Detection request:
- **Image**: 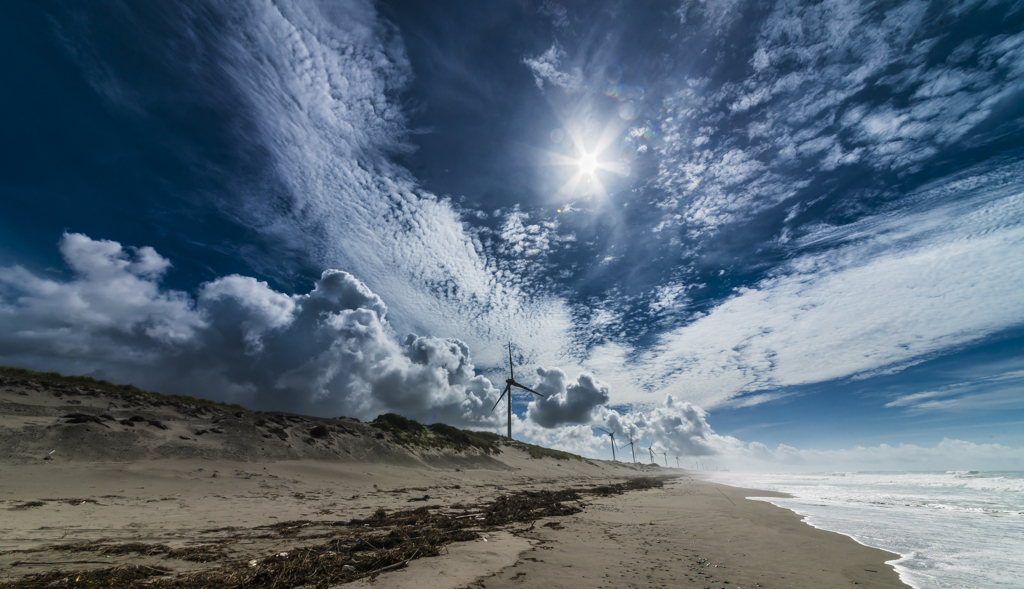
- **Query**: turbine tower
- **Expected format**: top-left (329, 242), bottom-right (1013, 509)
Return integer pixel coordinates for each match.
top-left (662, 451), bottom-right (668, 467)
top-left (620, 432), bottom-right (637, 463)
top-left (491, 342), bottom-right (545, 439)
top-left (595, 427), bottom-right (617, 461)
top-left (645, 444), bottom-right (655, 464)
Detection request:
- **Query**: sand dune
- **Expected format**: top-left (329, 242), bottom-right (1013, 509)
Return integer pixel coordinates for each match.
top-left (0, 368), bottom-right (907, 588)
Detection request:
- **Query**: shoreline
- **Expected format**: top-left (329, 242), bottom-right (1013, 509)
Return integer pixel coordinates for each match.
top-left (0, 459), bottom-right (908, 588)
top-left (735, 492), bottom-right (915, 589)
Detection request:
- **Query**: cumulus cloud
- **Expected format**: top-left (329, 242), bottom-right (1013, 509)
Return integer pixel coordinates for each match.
top-left (595, 395), bottom-right (739, 460)
top-left (0, 234), bottom-right (205, 359)
top-left (525, 395), bottom-right (1024, 471)
top-left (518, 417), bottom-right (607, 456)
top-left (55, 0), bottom-right (576, 376)
top-left (526, 367), bottom-right (610, 428)
top-left (643, 395), bottom-right (740, 457)
top-left (0, 234), bottom-right (500, 426)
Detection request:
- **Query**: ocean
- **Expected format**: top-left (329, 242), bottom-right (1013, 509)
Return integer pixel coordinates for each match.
top-left (704, 471), bottom-right (1024, 589)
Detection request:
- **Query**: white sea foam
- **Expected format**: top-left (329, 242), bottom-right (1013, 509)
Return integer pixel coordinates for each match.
top-left (704, 471), bottom-right (1024, 589)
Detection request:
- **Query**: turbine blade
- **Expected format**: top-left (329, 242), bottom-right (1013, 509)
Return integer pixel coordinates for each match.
top-left (491, 385), bottom-right (510, 412)
top-left (511, 382), bottom-right (544, 397)
top-left (508, 342), bottom-right (513, 381)
top-left (595, 427), bottom-right (610, 435)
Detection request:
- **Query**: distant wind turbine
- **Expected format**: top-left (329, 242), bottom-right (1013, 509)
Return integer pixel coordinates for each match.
top-left (662, 451), bottom-right (667, 467)
top-left (644, 444), bottom-right (655, 464)
top-left (675, 456), bottom-right (680, 468)
top-left (619, 433), bottom-right (637, 463)
top-left (491, 343), bottom-right (545, 439)
top-left (595, 427), bottom-right (617, 462)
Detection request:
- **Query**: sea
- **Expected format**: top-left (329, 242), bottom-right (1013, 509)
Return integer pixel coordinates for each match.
top-left (703, 470), bottom-right (1024, 589)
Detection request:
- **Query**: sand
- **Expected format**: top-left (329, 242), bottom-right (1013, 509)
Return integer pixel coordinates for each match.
top-left (0, 371), bottom-right (908, 588)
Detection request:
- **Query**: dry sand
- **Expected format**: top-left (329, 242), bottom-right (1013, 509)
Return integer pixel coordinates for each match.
top-left (0, 371), bottom-right (908, 588)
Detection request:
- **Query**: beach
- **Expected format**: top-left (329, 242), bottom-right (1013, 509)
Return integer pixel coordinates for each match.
top-left (0, 371), bottom-right (907, 588)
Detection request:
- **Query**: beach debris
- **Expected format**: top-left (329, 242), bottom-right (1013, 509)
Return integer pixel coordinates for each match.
top-left (44, 578), bottom-right (67, 587)
top-left (61, 413), bottom-right (109, 427)
top-left (6, 477), bottom-right (669, 588)
top-left (14, 501), bottom-right (46, 509)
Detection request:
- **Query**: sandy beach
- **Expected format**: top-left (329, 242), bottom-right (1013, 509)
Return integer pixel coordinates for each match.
top-left (1, 370), bottom-right (908, 588)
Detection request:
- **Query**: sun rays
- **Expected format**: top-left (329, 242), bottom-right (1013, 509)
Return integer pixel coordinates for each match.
top-left (543, 121), bottom-right (632, 202)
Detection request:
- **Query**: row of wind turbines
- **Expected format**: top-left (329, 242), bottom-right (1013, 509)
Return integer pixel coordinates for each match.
top-left (492, 343), bottom-right (720, 470)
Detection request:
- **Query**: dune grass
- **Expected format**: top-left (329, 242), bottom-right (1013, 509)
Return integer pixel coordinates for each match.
top-left (0, 366), bottom-right (248, 413)
top-left (2, 366), bottom-right (587, 461)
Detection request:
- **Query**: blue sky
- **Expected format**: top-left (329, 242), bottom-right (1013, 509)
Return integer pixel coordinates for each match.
top-left (2, 0), bottom-right (1023, 470)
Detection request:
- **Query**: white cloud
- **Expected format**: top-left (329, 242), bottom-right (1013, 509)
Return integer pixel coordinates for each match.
top-left (720, 438), bottom-right (1024, 472)
top-left (655, 0), bottom-right (1024, 231)
top-left (522, 44), bottom-right (584, 93)
top-left (130, 0), bottom-right (583, 378)
top-left (526, 367), bottom-right (610, 428)
top-left (0, 233), bottom-right (205, 354)
top-left (609, 165), bottom-right (1024, 408)
top-left (518, 396), bottom-right (1024, 471)
top-left (883, 365), bottom-right (1024, 414)
top-left (0, 234), bottom-right (501, 427)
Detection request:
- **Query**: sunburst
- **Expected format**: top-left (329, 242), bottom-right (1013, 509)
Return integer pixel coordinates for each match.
top-left (543, 122), bottom-right (630, 200)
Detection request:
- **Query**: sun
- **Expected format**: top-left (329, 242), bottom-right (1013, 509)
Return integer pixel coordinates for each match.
top-left (577, 153), bottom-right (598, 175)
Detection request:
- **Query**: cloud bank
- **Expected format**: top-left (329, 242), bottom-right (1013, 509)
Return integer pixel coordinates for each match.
top-left (0, 233), bottom-right (498, 426)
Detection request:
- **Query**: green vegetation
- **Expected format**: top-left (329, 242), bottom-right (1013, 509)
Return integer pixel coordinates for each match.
top-left (0, 366), bottom-right (249, 413)
top-left (511, 441), bottom-right (584, 462)
top-left (367, 414), bottom-right (584, 461)
top-left (426, 422), bottom-right (502, 454)
top-left (370, 413), bottom-right (501, 454)
top-left (1, 366), bottom-right (587, 462)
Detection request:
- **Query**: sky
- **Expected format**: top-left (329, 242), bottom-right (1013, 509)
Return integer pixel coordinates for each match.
top-left (1, 0), bottom-right (1023, 471)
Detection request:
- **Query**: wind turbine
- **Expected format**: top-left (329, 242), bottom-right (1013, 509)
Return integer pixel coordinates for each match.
top-left (491, 343), bottom-right (545, 439)
top-left (662, 452), bottom-right (668, 467)
top-left (619, 433), bottom-right (637, 463)
top-left (644, 444), bottom-right (655, 464)
top-left (675, 456), bottom-right (680, 468)
top-left (595, 427), bottom-right (617, 461)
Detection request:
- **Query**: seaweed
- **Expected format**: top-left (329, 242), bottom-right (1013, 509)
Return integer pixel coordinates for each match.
top-left (0, 565), bottom-right (171, 589)
top-left (2, 478), bottom-right (669, 588)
